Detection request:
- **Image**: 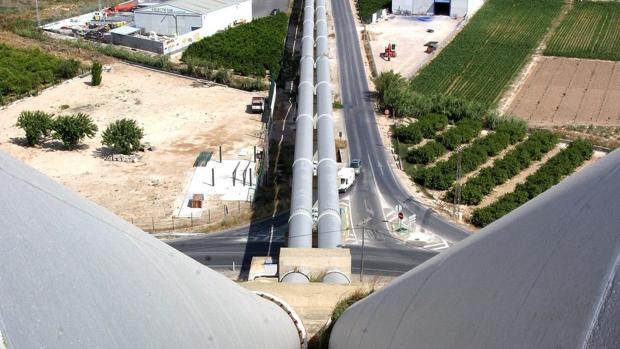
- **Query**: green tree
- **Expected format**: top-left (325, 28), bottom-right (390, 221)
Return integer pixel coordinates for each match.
top-left (52, 113), bottom-right (98, 149)
top-left (102, 119), bottom-right (144, 155)
top-left (15, 110), bottom-right (54, 146)
top-left (91, 61), bottom-right (102, 86)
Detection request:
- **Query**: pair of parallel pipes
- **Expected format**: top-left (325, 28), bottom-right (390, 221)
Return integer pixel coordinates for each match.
top-left (289, 0), bottom-right (341, 248)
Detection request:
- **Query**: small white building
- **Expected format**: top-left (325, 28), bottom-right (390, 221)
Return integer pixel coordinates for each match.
top-left (392, 0), bottom-right (469, 17)
top-left (134, 0), bottom-right (252, 37)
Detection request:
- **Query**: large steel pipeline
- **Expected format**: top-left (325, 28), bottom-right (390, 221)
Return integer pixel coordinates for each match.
top-left (288, 0), bottom-right (315, 248)
top-left (315, 0), bottom-right (341, 248)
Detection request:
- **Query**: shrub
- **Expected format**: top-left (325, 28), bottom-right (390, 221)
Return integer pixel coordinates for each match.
top-left (357, 0), bottom-right (391, 22)
top-left (52, 113), bottom-right (98, 149)
top-left (91, 61), bottom-right (102, 86)
top-left (407, 141), bottom-right (447, 164)
top-left (15, 110), bottom-right (54, 146)
top-left (445, 131), bottom-right (559, 205)
top-left (471, 140), bottom-right (593, 227)
top-left (415, 124), bottom-right (526, 190)
top-left (102, 118), bottom-right (144, 155)
top-left (435, 118), bottom-right (484, 150)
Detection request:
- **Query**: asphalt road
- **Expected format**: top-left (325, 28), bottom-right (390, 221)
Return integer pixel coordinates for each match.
top-left (331, 0), bottom-right (470, 243)
top-left (168, 213), bottom-right (437, 278)
top-left (169, 0), bottom-right (469, 278)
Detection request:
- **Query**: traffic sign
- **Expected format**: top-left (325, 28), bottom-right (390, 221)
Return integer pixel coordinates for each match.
top-left (398, 212), bottom-right (404, 220)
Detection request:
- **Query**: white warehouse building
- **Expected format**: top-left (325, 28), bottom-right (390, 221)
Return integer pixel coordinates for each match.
top-left (392, 0), bottom-right (468, 17)
top-left (134, 0), bottom-right (252, 37)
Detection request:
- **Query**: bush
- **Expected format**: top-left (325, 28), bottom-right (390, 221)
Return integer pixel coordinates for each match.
top-left (314, 288), bottom-right (374, 349)
top-left (435, 118), bottom-right (484, 150)
top-left (415, 124), bottom-right (526, 190)
top-left (52, 113), bottom-right (98, 149)
top-left (182, 13), bottom-right (288, 78)
top-left (446, 131), bottom-right (559, 205)
top-left (357, 0), bottom-right (391, 22)
top-left (471, 140), bottom-right (593, 227)
top-left (91, 61), bottom-right (102, 86)
top-left (393, 113), bottom-right (448, 145)
top-left (102, 119), bottom-right (144, 155)
top-left (15, 110), bottom-right (54, 146)
top-left (407, 141), bottom-right (447, 164)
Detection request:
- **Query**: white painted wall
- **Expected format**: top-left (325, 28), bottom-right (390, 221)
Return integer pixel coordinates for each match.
top-left (391, 0), bottom-right (471, 17)
top-left (135, 12), bottom-right (202, 35)
top-left (450, 0), bottom-right (469, 17)
top-left (162, 0), bottom-right (253, 54)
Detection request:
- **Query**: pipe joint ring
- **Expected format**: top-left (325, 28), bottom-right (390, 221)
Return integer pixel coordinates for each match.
top-left (292, 158), bottom-right (313, 168)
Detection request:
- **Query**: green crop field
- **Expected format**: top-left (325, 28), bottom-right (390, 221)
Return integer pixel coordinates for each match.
top-left (0, 43), bottom-right (80, 105)
top-left (182, 13), bottom-right (288, 78)
top-left (544, 1), bottom-right (620, 61)
top-left (410, 0), bottom-right (563, 106)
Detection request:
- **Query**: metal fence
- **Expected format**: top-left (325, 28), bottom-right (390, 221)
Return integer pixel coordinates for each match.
top-left (129, 201), bottom-right (254, 233)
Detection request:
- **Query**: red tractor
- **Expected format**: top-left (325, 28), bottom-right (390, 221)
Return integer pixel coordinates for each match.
top-left (382, 43), bottom-right (397, 61)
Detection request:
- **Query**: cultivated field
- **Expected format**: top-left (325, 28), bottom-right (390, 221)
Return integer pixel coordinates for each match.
top-left (544, 1), bottom-right (620, 61)
top-left (409, 0), bottom-right (563, 106)
top-left (0, 63), bottom-right (265, 223)
top-left (507, 57), bottom-right (620, 126)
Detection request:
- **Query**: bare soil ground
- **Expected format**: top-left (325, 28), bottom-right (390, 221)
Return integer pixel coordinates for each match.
top-left (0, 63), bottom-right (264, 222)
top-left (367, 15), bottom-right (463, 78)
top-left (507, 57), bottom-right (620, 126)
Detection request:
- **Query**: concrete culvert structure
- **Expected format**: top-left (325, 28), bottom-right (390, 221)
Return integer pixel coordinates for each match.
top-left (330, 149), bottom-right (620, 349)
top-left (0, 150), bottom-right (302, 349)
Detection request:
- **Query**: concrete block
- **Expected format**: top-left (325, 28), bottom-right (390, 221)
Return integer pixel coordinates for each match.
top-left (278, 248), bottom-right (351, 283)
top-left (248, 256), bottom-right (278, 280)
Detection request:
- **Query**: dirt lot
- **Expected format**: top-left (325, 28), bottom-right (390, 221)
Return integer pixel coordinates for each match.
top-left (0, 63), bottom-right (264, 222)
top-left (507, 57), bottom-right (620, 126)
top-left (367, 15), bottom-right (463, 77)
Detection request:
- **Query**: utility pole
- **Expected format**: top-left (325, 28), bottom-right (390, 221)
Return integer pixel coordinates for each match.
top-left (453, 146), bottom-right (463, 219)
top-left (360, 226), bottom-right (365, 282)
top-left (35, 0), bottom-right (41, 28)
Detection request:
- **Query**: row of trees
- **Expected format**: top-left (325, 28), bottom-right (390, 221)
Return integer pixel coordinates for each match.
top-left (413, 121), bottom-right (527, 190)
top-left (16, 111), bottom-right (144, 154)
top-left (182, 13), bottom-right (288, 78)
top-left (374, 71), bottom-right (488, 120)
top-left (471, 140), bottom-right (593, 227)
top-left (406, 118), bottom-right (484, 165)
top-left (0, 43), bottom-right (80, 104)
top-left (444, 130), bottom-right (559, 205)
top-left (393, 113), bottom-right (448, 144)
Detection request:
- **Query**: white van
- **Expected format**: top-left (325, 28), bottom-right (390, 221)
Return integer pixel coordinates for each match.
top-left (338, 167), bottom-right (356, 193)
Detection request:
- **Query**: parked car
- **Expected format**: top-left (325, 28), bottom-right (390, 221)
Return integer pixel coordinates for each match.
top-left (350, 159), bottom-right (361, 175)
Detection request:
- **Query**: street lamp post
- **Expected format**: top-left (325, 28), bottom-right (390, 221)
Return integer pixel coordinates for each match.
top-left (360, 226), bottom-right (365, 282)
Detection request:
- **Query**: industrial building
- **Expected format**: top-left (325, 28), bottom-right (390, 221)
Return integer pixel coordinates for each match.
top-left (392, 0), bottom-right (469, 17)
top-left (43, 0), bottom-right (253, 55)
top-left (134, 0), bottom-right (252, 37)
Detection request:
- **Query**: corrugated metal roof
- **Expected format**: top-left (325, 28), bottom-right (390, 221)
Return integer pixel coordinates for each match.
top-left (0, 150), bottom-right (299, 349)
top-left (110, 26), bottom-right (141, 35)
top-left (330, 149), bottom-right (620, 349)
top-left (138, 0), bottom-right (247, 15)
